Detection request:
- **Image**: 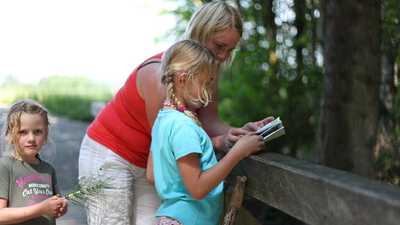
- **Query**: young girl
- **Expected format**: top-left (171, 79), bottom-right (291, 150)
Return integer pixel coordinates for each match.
top-left (0, 99), bottom-right (68, 225)
top-left (147, 40), bottom-right (265, 225)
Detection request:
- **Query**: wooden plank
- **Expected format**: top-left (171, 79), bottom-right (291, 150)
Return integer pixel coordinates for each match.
top-left (223, 176), bottom-right (247, 225)
top-left (227, 153), bottom-right (400, 225)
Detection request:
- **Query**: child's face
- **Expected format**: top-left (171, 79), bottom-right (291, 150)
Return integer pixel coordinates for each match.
top-left (183, 72), bottom-right (214, 110)
top-left (16, 113), bottom-right (47, 162)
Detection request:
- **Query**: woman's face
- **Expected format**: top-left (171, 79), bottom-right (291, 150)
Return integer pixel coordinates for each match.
top-left (206, 27), bottom-right (240, 62)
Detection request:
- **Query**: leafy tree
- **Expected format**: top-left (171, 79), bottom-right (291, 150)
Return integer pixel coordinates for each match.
top-left (165, 0), bottom-right (400, 181)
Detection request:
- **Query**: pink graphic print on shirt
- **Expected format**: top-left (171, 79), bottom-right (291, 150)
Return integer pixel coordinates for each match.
top-left (16, 174), bottom-right (53, 205)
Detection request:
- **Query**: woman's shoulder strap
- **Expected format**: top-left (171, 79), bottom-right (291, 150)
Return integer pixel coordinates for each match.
top-left (137, 52), bottom-right (163, 71)
top-left (137, 60), bottom-right (161, 71)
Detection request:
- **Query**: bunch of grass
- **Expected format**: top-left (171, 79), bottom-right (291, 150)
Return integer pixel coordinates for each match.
top-left (64, 176), bottom-right (108, 207)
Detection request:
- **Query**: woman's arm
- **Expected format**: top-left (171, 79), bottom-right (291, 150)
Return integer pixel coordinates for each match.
top-left (198, 78), bottom-right (230, 137)
top-left (177, 134), bottom-right (263, 200)
top-left (198, 79), bottom-right (274, 151)
top-left (199, 98), bottom-right (263, 152)
top-left (146, 152), bottom-right (155, 185)
top-left (136, 62), bottom-right (166, 128)
top-left (198, 99), bottom-right (233, 152)
top-left (0, 196), bottom-right (63, 224)
top-left (198, 80), bottom-right (241, 152)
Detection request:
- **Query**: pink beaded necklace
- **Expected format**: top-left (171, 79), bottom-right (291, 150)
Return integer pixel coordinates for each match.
top-left (162, 100), bottom-right (201, 126)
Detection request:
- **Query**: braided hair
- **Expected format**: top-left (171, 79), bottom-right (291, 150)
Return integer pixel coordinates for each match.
top-left (161, 40), bottom-right (219, 125)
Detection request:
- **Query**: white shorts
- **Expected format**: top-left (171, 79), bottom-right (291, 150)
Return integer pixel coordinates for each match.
top-left (78, 135), bottom-right (160, 225)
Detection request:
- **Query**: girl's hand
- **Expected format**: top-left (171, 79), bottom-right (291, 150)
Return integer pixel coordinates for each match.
top-left (40, 195), bottom-right (64, 218)
top-left (242, 116), bottom-right (274, 132)
top-left (55, 197), bottom-right (68, 218)
top-left (231, 133), bottom-right (264, 158)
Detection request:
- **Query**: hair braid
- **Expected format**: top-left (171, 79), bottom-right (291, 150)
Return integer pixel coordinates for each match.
top-left (160, 39), bottom-right (218, 126)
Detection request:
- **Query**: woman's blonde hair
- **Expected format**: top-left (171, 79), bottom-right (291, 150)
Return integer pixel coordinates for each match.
top-left (5, 99), bottom-right (49, 147)
top-left (183, 0), bottom-right (243, 46)
top-left (161, 39), bottom-right (219, 111)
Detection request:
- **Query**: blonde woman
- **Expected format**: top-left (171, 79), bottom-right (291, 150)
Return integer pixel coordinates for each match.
top-left (78, 1), bottom-right (272, 225)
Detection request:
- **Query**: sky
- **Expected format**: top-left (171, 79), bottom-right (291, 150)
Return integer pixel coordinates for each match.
top-left (0, 0), bottom-right (176, 90)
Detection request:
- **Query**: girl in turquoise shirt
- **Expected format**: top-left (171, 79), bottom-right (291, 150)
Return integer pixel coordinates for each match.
top-left (147, 39), bottom-right (266, 225)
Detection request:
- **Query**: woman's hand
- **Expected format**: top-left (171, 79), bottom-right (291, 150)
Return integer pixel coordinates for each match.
top-left (222, 127), bottom-right (248, 150)
top-left (242, 116), bottom-right (274, 132)
top-left (222, 116), bottom-right (274, 150)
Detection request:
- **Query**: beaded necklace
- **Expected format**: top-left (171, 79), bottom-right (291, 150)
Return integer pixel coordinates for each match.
top-left (163, 100), bottom-right (201, 126)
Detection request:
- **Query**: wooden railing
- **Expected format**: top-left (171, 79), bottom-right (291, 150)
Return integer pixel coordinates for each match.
top-left (227, 153), bottom-right (400, 225)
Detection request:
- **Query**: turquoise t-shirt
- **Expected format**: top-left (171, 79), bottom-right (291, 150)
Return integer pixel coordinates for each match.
top-left (151, 109), bottom-right (223, 225)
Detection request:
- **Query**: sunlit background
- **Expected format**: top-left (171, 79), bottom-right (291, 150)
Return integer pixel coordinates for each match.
top-left (0, 0), bottom-right (176, 91)
top-left (1, 1), bottom-right (399, 222)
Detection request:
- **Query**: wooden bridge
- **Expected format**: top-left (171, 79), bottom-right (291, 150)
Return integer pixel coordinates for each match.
top-left (226, 153), bottom-right (400, 225)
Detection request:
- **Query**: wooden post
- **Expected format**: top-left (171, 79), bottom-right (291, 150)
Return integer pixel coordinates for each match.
top-left (222, 176), bottom-right (247, 225)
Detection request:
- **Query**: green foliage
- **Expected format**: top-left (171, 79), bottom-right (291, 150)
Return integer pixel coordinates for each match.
top-left (386, 0), bottom-right (400, 142)
top-left (220, 0), bottom-right (324, 156)
top-left (65, 175), bottom-right (109, 207)
top-left (381, 0), bottom-right (400, 184)
top-left (158, 0), bottom-right (200, 41)
top-left (167, 0), bottom-right (400, 177)
top-left (219, 50), bottom-right (323, 156)
top-left (0, 76), bottom-right (112, 121)
top-left (375, 152), bottom-right (400, 186)
top-left (382, 0), bottom-right (400, 51)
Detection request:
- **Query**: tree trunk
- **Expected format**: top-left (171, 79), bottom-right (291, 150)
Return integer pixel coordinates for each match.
top-left (310, 0), bottom-right (318, 66)
top-left (287, 0), bottom-right (306, 157)
top-left (294, 0), bottom-right (305, 76)
top-left (261, 0), bottom-right (278, 75)
top-left (375, 52), bottom-right (396, 159)
top-left (264, 0), bottom-right (277, 51)
top-left (318, 0), bottom-right (381, 177)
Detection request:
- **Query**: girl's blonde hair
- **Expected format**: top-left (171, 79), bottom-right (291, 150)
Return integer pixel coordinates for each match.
top-left (161, 39), bottom-right (218, 114)
top-left (183, 1), bottom-right (243, 46)
top-left (5, 99), bottom-right (49, 147)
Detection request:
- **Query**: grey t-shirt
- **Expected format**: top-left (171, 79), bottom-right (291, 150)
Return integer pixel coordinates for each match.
top-left (0, 156), bottom-right (59, 225)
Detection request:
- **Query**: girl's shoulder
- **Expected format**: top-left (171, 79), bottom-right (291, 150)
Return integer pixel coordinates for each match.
top-left (0, 156), bottom-right (16, 165)
top-left (157, 110), bottom-right (206, 140)
top-left (0, 156), bottom-right (16, 171)
top-left (0, 156), bottom-right (54, 171)
top-left (158, 109), bottom-right (197, 127)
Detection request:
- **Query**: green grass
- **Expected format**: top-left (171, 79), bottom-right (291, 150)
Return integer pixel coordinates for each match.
top-left (0, 76), bottom-right (113, 121)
